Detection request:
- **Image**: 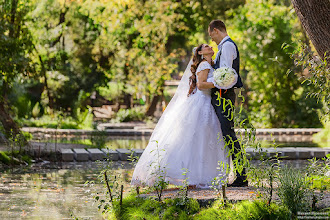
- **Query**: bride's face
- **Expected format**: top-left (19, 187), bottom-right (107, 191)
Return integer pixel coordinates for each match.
top-left (200, 44), bottom-right (214, 57)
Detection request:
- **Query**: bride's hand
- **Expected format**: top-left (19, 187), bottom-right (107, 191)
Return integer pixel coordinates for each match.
top-left (207, 77), bottom-right (221, 89)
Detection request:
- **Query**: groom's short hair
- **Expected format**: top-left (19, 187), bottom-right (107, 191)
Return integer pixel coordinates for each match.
top-left (209, 20), bottom-right (226, 32)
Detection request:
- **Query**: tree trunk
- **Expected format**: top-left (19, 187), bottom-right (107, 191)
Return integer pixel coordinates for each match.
top-left (146, 78), bottom-right (166, 117)
top-left (146, 95), bottom-right (161, 116)
top-left (291, 0), bottom-right (330, 63)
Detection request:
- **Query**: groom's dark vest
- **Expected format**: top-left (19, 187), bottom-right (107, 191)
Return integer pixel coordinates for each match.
top-left (213, 38), bottom-right (243, 88)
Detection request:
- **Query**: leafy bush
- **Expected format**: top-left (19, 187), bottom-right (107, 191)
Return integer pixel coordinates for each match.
top-left (114, 107), bottom-right (146, 122)
top-left (97, 82), bottom-right (124, 102)
top-left (32, 102), bottom-right (41, 118)
top-left (73, 106), bottom-right (94, 129)
top-left (313, 120), bottom-right (330, 147)
top-left (0, 151), bottom-right (11, 165)
top-left (277, 165), bottom-right (312, 217)
top-left (18, 113), bottom-right (93, 130)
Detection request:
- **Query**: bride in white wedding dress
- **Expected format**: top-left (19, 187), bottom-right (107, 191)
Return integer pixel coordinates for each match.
top-left (131, 44), bottom-right (233, 189)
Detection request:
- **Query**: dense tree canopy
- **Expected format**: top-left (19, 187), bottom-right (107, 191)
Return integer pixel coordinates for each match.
top-left (0, 0), bottom-right (324, 132)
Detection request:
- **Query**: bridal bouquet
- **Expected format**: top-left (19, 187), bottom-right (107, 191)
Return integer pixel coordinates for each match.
top-left (213, 67), bottom-right (238, 89)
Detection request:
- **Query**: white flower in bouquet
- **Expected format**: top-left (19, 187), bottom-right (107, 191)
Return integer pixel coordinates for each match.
top-left (213, 67), bottom-right (238, 89)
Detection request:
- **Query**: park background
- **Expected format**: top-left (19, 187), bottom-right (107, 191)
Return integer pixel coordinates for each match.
top-left (0, 0), bottom-right (329, 146)
top-left (0, 0), bottom-right (330, 219)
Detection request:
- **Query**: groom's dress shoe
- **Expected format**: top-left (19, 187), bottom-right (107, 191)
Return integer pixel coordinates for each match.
top-left (227, 178), bottom-right (248, 187)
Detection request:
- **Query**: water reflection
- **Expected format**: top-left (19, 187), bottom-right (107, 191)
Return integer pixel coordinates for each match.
top-left (0, 159), bottom-right (320, 219)
top-left (0, 162), bottom-right (134, 219)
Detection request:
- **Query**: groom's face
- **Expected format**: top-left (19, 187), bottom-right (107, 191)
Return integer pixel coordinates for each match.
top-left (208, 27), bottom-right (217, 43)
top-left (208, 27), bottom-right (221, 45)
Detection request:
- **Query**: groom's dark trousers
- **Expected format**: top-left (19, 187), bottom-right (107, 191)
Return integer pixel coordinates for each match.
top-left (211, 87), bottom-right (246, 180)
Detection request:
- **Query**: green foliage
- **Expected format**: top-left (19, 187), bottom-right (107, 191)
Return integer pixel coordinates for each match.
top-left (0, 151), bottom-right (11, 165)
top-left (286, 43), bottom-right (330, 117)
top-left (111, 194), bottom-right (200, 220)
top-left (195, 200), bottom-right (290, 219)
top-left (97, 82), bottom-right (124, 102)
top-left (0, 150), bottom-right (32, 165)
top-left (32, 102), bottom-right (41, 118)
top-left (2, 0), bottom-right (323, 129)
top-left (13, 95), bottom-right (32, 118)
top-left (18, 112), bottom-right (93, 129)
top-left (22, 131), bottom-right (33, 141)
top-left (113, 106), bottom-right (146, 122)
top-left (313, 120), bottom-right (330, 147)
top-left (0, 0), bottom-right (34, 93)
top-left (227, 0), bottom-right (321, 127)
top-left (148, 141), bottom-right (170, 202)
top-left (277, 165), bottom-right (312, 217)
top-left (248, 144), bottom-right (283, 205)
top-left (111, 196), bottom-right (290, 220)
top-left (73, 106), bottom-right (94, 129)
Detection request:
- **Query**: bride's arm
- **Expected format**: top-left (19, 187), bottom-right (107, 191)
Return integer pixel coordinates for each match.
top-left (196, 69), bottom-right (215, 90)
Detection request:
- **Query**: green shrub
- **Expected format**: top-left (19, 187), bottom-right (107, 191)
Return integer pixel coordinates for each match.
top-left (0, 151), bottom-right (11, 165)
top-left (97, 82), bottom-right (124, 102)
top-left (73, 106), bottom-right (94, 129)
top-left (32, 102), bottom-right (41, 118)
top-left (114, 107), bottom-right (146, 122)
top-left (313, 120), bottom-right (330, 147)
top-left (18, 112), bottom-right (93, 130)
top-left (277, 165), bottom-right (312, 217)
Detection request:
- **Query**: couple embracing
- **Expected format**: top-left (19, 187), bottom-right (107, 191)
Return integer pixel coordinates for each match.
top-left (131, 20), bottom-right (247, 189)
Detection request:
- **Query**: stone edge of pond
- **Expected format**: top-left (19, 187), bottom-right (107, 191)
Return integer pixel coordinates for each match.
top-left (25, 143), bottom-right (330, 162)
top-left (21, 127), bottom-right (322, 136)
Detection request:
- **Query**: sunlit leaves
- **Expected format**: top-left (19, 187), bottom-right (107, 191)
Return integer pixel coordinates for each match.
top-left (227, 0), bottom-right (321, 127)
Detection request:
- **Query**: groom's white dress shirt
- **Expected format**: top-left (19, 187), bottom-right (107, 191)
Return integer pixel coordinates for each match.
top-left (214, 36), bottom-right (237, 68)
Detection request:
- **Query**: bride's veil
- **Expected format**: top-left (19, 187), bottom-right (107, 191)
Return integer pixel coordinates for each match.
top-left (149, 58), bottom-right (193, 137)
top-left (168, 58), bottom-right (193, 106)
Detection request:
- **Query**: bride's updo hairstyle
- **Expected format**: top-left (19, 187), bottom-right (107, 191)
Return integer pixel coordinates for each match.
top-left (188, 44), bottom-right (204, 96)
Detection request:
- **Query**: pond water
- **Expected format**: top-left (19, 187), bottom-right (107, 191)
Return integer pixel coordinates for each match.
top-left (0, 160), bottom-right (317, 219)
top-left (0, 161), bottom-right (134, 220)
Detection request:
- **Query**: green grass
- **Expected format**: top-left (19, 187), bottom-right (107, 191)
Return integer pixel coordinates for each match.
top-left (18, 114), bottom-right (93, 130)
top-left (310, 175), bottom-right (330, 191)
top-left (110, 194), bottom-right (199, 220)
top-left (107, 193), bottom-right (291, 220)
top-left (194, 200), bottom-right (290, 220)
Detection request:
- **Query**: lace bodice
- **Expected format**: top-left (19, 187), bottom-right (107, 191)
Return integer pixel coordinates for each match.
top-left (196, 61), bottom-right (213, 95)
top-left (196, 61), bottom-right (213, 82)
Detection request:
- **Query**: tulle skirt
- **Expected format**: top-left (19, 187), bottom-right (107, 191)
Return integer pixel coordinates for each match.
top-left (130, 89), bottom-right (229, 188)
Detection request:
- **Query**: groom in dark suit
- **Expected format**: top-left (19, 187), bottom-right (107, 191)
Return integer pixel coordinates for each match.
top-left (208, 20), bottom-right (247, 187)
